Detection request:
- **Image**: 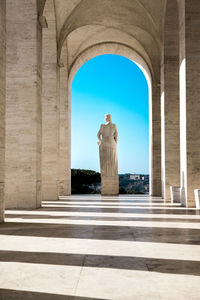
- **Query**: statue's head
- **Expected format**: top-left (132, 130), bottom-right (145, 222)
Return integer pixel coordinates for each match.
top-left (105, 114), bottom-right (112, 123)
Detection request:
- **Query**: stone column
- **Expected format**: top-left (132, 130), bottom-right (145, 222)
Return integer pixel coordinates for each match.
top-left (5, 0), bottom-right (42, 208)
top-left (179, 0), bottom-right (200, 207)
top-left (58, 45), bottom-right (71, 196)
top-left (0, 0), bottom-right (6, 222)
top-left (42, 0), bottom-right (59, 201)
top-left (161, 0), bottom-right (180, 200)
top-left (150, 83), bottom-right (162, 197)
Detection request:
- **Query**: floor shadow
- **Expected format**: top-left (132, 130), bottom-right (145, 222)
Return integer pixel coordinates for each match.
top-left (37, 206), bottom-right (200, 215)
top-left (0, 222), bottom-right (200, 244)
top-left (0, 250), bottom-right (200, 276)
top-left (5, 213), bottom-right (200, 223)
top-left (0, 289), bottom-right (107, 300)
top-left (45, 199), bottom-right (162, 203)
top-left (42, 203), bottom-right (181, 208)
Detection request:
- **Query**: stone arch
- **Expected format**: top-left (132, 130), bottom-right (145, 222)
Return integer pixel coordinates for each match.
top-left (65, 42), bottom-right (154, 195)
top-left (56, 0), bottom-right (162, 73)
top-left (66, 25), bottom-right (155, 77)
top-left (44, 0), bottom-right (162, 197)
top-left (68, 42), bottom-right (152, 87)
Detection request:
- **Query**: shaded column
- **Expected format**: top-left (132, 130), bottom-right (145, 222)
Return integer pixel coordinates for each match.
top-left (42, 0), bottom-right (59, 200)
top-left (58, 44), bottom-right (71, 196)
top-left (161, 0), bottom-right (180, 200)
top-left (179, 0), bottom-right (200, 207)
top-left (0, 0), bottom-right (6, 221)
top-left (5, 0), bottom-right (42, 208)
top-left (150, 83), bottom-right (162, 197)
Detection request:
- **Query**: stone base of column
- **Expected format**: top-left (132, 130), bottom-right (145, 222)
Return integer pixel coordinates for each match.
top-left (170, 186), bottom-right (181, 203)
top-left (58, 180), bottom-right (71, 196)
top-left (194, 189), bottom-right (200, 209)
top-left (101, 176), bottom-right (119, 195)
top-left (180, 187), bottom-right (186, 207)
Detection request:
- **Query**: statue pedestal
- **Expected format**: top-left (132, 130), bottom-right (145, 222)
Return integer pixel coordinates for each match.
top-left (101, 176), bottom-right (119, 195)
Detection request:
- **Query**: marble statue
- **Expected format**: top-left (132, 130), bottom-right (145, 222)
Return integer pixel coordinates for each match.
top-left (97, 114), bottom-right (119, 195)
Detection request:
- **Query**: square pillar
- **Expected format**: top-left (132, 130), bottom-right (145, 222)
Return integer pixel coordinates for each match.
top-left (5, 0), bottom-right (42, 208)
top-left (179, 0), bottom-right (200, 207)
top-left (58, 46), bottom-right (71, 196)
top-left (150, 83), bottom-right (161, 197)
top-left (0, 0), bottom-right (6, 222)
top-left (42, 0), bottom-right (59, 201)
top-left (161, 0), bottom-right (180, 201)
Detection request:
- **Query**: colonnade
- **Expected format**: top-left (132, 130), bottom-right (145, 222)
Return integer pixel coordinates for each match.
top-left (0, 0), bottom-right (200, 222)
top-left (178, 0), bottom-right (200, 207)
top-left (162, 0), bottom-right (200, 207)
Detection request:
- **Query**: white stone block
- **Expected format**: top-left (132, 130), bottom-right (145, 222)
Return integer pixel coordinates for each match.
top-left (180, 187), bottom-right (186, 207)
top-left (194, 189), bottom-right (200, 209)
top-left (170, 186), bottom-right (181, 203)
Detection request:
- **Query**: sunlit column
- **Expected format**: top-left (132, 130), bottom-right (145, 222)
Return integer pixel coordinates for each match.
top-left (5, 0), bottom-right (42, 208)
top-left (0, 0), bottom-right (6, 221)
top-left (42, 0), bottom-right (59, 201)
top-left (58, 43), bottom-right (71, 196)
top-left (179, 0), bottom-right (200, 207)
top-left (161, 0), bottom-right (180, 201)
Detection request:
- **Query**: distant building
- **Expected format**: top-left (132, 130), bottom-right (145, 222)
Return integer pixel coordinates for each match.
top-left (130, 174), bottom-right (140, 180)
top-left (141, 175), bottom-right (149, 181)
top-left (119, 173), bottom-right (149, 194)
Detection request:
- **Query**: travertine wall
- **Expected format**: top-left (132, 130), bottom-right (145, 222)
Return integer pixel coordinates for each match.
top-left (179, 0), bottom-right (200, 207)
top-left (42, 0), bottom-right (59, 200)
top-left (161, 0), bottom-right (180, 200)
top-left (0, 0), bottom-right (6, 222)
top-left (5, 0), bottom-right (42, 208)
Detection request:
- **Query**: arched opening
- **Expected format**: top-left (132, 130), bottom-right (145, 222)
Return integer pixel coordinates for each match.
top-left (71, 54), bottom-right (149, 194)
top-left (67, 44), bottom-right (152, 195)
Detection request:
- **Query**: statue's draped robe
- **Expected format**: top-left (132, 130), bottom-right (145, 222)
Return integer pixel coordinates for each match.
top-left (98, 123), bottom-right (119, 195)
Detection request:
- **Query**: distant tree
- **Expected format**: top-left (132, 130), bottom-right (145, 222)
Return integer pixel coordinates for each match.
top-left (71, 184), bottom-right (94, 194)
top-left (71, 169), bottom-right (100, 184)
top-left (71, 169), bottom-right (101, 194)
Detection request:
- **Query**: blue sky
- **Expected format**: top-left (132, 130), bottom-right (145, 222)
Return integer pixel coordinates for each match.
top-left (71, 54), bottom-right (149, 174)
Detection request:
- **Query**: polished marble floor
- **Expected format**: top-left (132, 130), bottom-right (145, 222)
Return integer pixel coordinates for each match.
top-left (0, 195), bottom-right (200, 299)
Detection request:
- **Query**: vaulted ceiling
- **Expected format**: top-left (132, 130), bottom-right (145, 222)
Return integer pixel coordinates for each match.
top-left (42, 0), bottom-right (168, 80)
